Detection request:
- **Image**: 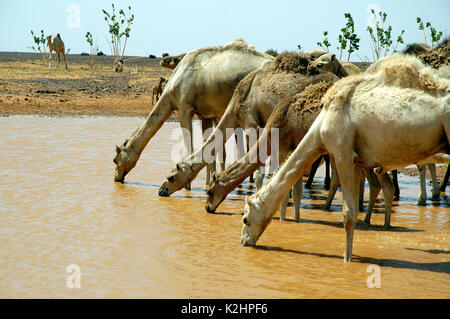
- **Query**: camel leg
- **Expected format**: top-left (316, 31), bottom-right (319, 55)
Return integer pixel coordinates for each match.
top-left (440, 165), bottom-right (449, 192)
top-left (427, 164), bottom-right (440, 201)
top-left (234, 127), bottom-right (246, 161)
top-left (56, 53), bottom-right (60, 69)
top-left (359, 173), bottom-right (366, 212)
top-left (254, 166), bottom-right (264, 191)
top-left (280, 190), bottom-right (290, 220)
top-left (334, 157), bottom-right (361, 263)
top-left (246, 133), bottom-right (255, 183)
top-left (293, 177), bottom-right (303, 221)
top-left (178, 110), bottom-right (194, 190)
top-left (324, 157), bottom-right (339, 211)
top-left (48, 51), bottom-right (52, 68)
top-left (377, 172), bottom-right (394, 229)
top-left (417, 164), bottom-right (427, 206)
top-left (324, 154), bottom-right (331, 190)
top-left (63, 53), bottom-right (68, 69)
top-left (391, 170), bottom-right (400, 200)
top-left (363, 169), bottom-right (381, 225)
top-left (304, 155), bottom-right (322, 189)
top-left (202, 119), bottom-right (215, 186)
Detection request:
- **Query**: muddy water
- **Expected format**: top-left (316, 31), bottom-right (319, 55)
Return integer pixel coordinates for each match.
top-left (0, 116), bottom-right (449, 298)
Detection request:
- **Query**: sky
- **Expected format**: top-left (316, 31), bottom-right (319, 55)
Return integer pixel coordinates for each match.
top-left (0, 0), bottom-right (448, 61)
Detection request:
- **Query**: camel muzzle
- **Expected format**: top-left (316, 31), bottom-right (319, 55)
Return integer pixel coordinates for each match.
top-left (158, 187), bottom-right (170, 197)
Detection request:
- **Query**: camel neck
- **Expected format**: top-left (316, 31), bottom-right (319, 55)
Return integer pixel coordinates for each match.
top-left (255, 119), bottom-right (324, 216)
top-left (127, 93), bottom-right (174, 155)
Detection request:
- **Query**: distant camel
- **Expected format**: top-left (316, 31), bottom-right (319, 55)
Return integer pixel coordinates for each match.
top-left (46, 34), bottom-right (67, 69)
top-left (151, 77), bottom-right (166, 104)
top-left (160, 53), bottom-right (186, 70)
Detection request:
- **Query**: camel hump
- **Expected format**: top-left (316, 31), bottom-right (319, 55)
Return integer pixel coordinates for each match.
top-left (379, 55), bottom-right (449, 93)
top-left (270, 52), bottom-right (311, 73)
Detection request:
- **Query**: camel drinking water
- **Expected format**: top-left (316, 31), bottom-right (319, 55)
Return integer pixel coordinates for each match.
top-left (241, 54), bottom-right (449, 263)
top-left (113, 39), bottom-right (274, 183)
top-left (158, 52), bottom-right (350, 197)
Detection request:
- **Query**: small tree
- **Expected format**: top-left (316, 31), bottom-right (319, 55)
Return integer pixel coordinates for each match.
top-left (337, 13), bottom-right (360, 61)
top-left (29, 29), bottom-right (47, 63)
top-left (367, 9), bottom-right (405, 61)
top-left (317, 31), bottom-right (331, 53)
top-left (102, 4), bottom-right (134, 72)
top-left (85, 32), bottom-right (98, 68)
top-left (417, 17), bottom-right (443, 48)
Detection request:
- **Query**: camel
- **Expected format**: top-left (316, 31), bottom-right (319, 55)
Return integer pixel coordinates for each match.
top-left (205, 59), bottom-right (394, 227)
top-left (151, 77), bottom-right (166, 104)
top-left (205, 79), bottom-right (338, 216)
top-left (160, 53), bottom-right (186, 69)
top-left (158, 52), bottom-right (349, 197)
top-left (46, 34), bottom-right (68, 69)
top-left (365, 41), bottom-right (449, 205)
top-left (241, 54), bottom-right (449, 262)
top-left (113, 39), bottom-right (274, 183)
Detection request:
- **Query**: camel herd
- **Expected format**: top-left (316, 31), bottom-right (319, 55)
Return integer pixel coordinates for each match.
top-left (113, 39), bottom-right (449, 263)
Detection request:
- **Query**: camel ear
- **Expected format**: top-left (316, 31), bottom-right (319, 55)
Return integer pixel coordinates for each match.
top-left (330, 54), bottom-right (336, 61)
top-left (212, 172), bottom-right (217, 181)
top-left (176, 163), bottom-right (181, 170)
top-left (115, 145), bottom-right (121, 153)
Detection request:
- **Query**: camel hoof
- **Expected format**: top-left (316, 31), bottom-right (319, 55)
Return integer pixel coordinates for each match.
top-left (323, 204), bottom-right (331, 211)
top-left (158, 188), bottom-right (169, 197)
top-left (363, 218), bottom-right (371, 225)
top-left (304, 183), bottom-right (312, 189)
top-left (431, 195), bottom-right (440, 201)
top-left (417, 198), bottom-right (427, 206)
top-left (205, 205), bottom-right (215, 214)
top-left (382, 224), bottom-right (391, 230)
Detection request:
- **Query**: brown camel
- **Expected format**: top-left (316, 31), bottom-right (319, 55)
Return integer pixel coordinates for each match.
top-left (160, 53), bottom-right (186, 69)
top-left (151, 77), bottom-right (166, 104)
top-left (158, 52), bottom-right (349, 197)
top-left (46, 34), bottom-right (68, 69)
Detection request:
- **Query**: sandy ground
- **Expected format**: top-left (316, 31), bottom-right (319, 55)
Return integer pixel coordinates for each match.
top-left (0, 51), bottom-right (177, 118)
top-left (0, 51), bottom-right (447, 180)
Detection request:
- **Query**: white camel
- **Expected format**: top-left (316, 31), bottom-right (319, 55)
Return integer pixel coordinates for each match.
top-left (241, 54), bottom-right (449, 262)
top-left (113, 39), bottom-right (274, 184)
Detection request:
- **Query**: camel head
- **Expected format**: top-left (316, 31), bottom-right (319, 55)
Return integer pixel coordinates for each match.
top-left (205, 172), bottom-right (227, 213)
top-left (158, 161), bottom-right (194, 197)
top-left (308, 53), bottom-right (348, 78)
top-left (160, 54), bottom-right (185, 70)
top-left (241, 195), bottom-right (272, 246)
top-left (46, 35), bottom-right (52, 44)
top-left (113, 140), bottom-right (139, 182)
